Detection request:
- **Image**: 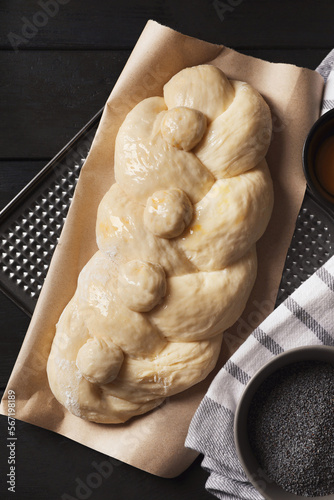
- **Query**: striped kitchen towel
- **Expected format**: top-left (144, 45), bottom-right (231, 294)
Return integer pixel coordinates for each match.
top-left (185, 256), bottom-right (334, 500)
top-left (317, 48), bottom-right (334, 114)
top-left (185, 54), bottom-right (334, 500)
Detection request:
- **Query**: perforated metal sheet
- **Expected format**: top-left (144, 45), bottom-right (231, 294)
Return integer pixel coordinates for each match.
top-left (0, 110), bottom-right (102, 315)
top-left (1, 110), bottom-right (333, 315)
top-left (276, 190), bottom-right (334, 305)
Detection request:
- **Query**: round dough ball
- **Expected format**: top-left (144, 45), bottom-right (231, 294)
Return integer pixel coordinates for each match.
top-left (161, 106), bottom-right (207, 151)
top-left (144, 188), bottom-right (193, 239)
top-left (117, 260), bottom-right (166, 312)
top-left (76, 337), bottom-right (124, 384)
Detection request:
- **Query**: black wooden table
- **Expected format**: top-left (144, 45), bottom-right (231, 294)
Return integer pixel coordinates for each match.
top-left (1, 1), bottom-right (334, 499)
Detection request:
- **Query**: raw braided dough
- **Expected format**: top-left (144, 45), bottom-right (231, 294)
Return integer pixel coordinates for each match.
top-left (47, 65), bottom-right (274, 423)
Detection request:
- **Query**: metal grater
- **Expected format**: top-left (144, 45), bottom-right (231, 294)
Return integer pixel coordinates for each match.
top-left (276, 190), bottom-right (334, 306)
top-left (0, 110), bottom-right (102, 315)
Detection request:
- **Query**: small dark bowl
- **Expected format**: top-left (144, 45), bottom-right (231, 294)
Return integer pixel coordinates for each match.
top-left (303, 108), bottom-right (334, 213)
top-left (234, 345), bottom-right (334, 500)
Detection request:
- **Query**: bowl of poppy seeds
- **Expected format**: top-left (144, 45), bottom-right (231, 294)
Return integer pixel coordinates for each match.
top-left (234, 345), bottom-right (334, 499)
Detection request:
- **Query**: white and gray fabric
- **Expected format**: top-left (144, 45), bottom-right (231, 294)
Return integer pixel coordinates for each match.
top-left (185, 54), bottom-right (334, 500)
top-left (316, 48), bottom-right (334, 81)
top-left (317, 49), bottom-right (334, 114)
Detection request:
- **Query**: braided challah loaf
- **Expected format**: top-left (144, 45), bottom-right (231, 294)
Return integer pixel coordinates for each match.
top-left (47, 65), bottom-right (274, 423)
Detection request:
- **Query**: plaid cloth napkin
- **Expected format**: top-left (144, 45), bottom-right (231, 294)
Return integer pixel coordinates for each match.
top-left (185, 53), bottom-right (334, 500)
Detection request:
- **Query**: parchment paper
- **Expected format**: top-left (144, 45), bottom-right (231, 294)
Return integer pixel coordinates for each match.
top-left (0, 20), bottom-right (324, 478)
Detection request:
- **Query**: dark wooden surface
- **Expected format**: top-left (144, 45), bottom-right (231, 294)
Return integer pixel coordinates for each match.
top-left (1, 1), bottom-right (334, 499)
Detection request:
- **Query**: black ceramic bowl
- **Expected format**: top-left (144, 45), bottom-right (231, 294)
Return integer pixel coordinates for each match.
top-left (234, 345), bottom-right (334, 500)
top-left (303, 108), bottom-right (334, 213)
